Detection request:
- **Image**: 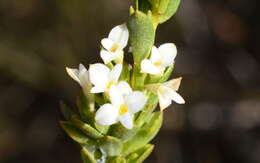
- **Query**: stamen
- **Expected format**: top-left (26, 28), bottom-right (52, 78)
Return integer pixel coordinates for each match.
top-left (119, 105), bottom-right (128, 115)
top-left (154, 61), bottom-right (161, 67)
top-left (106, 81), bottom-right (115, 89)
top-left (110, 44), bottom-right (119, 52)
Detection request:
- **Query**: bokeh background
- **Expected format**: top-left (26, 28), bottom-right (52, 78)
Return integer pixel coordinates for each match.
top-left (0, 0), bottom-right (260, 162)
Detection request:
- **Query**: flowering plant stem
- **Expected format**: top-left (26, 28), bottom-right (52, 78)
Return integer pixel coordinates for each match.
top-left (61, 0), bottom-right (183, 162)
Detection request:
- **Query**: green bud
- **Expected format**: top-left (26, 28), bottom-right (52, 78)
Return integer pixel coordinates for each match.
top-left (127, 10), bottom-right (155, 65)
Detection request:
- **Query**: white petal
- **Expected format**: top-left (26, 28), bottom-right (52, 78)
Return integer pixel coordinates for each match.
top-left (150, 46), bottom-right (161, 63)
top-left (100, 50), bottom-right (120, 64)
top-left (109, 85), bottom-right (124, 107)
top-left (95, 104), bottom-right (119, 126)
top-left (141, 59), bottom-right (161, 75)
top-left (125, 91), bottom-right (146, 113)
top-left (78, 64), bottom-right (90, 86)
top-left (164, 77), bottom-right (182, 91)
top-left (118, 113), bottom-right (133, 129)
top-left (158, 43), bottom-right (177, 67)
top-left (160, 86), bottom-right (185, 105)
top-left (90, 86), bottom-right (105, 93)
top-left (109, 64), bottom-right (122, 82)
top-left (108, 24), bottom-right (129, 49)
top-left (101, 38), bottom-right (114, 51)
top-left (117, 81), bottom-right (132, 96)
top-left (66, 67), bottom-right (80, 84)
top-left (158, 91), bottom-right (172, 111)
top-left (89, 63), bottom-right (110, 88)
top-left (166, 88), bottom-right (185, 104)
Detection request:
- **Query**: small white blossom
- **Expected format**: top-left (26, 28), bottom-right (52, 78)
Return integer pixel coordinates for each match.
top-left (141, 43), bottom-right (177, 75)
top-left (100, 24), bottom-right (129, 64)
top-left (95, 82), bottom-right (146, 129)
top-left (89, 63), bottom-right (122, 93)
top-left (146, 77), bottom-right (185, 111)
top-left (66, 64), bottom-right (91, 95)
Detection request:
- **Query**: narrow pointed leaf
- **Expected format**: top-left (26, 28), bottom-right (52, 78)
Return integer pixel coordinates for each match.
top-left (81, 147), bottom-right (97, 163)
top-left (99, 136), bottom-right (123, 156)
top-left (122, 112), bottom-right (163, 155)
top-left (72, 119), bottom-right (103, 139)
top-left (126, 144), bottom-right (154, 163)
top-left (60, 121), bottom-right (94, 146)
top-left (60, 101), bottom-right (78, 120)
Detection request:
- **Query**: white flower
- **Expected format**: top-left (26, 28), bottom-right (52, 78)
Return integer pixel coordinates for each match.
top-left (66, 64), bottom-right (91, 94)
top-left (100, 24), bottom-right (129, 64)
top-left (141, 43), bottom-right (177, 75)
top-left (89, 63), bottom-right (122, 93)
top-left (146, 77), bottom-right (185, 111)
top-left (95, 82), bottom-right (146, 129)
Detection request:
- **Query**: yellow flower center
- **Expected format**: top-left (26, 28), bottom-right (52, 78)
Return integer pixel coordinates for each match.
top-left (106, 81), bottom-right (115, 89)
top-left (110, 44), bottom-right (119, 52)
top-left (119, 105), bottom-right (128, 115)
top-left (154, 61), bottom-right (162, 67)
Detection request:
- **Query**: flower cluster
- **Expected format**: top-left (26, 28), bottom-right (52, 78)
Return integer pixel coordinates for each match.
top-left (66, 24), bottom-right (184, 130)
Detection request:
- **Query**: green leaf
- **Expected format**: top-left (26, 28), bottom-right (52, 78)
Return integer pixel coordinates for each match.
top-left (94, 122), bottom-right (110, 135)
top-left (145, 64), bottom-right (174, 84)
top-left (60, 121), bottom-right (95, 146)
top-left (127, 10), bottom-right (155, 65)
top-left (99, 136), bottom-right (123, 156)
top-left (157, 0), bottom-right (181, 24)
top-left (77, 93), bottom-right (95, 124)
top-left (107, 156), bottom-right (126, 163)
top-left (109, 124), bottom-right (137, 142)
top-left (135, 92), bottom-right (158, 127)
top-left (81, 147), bottom-right (97, 163)
top-left (138, 0), bottom-right (152, 13)
top-left (72, 119), bottom-right (103, 139)
top-left (131, 66), bottom-right (147, 90)
top-left (126, 144), bottom-right (154, 163)
top-left (119, 63), bottom-right (132, 82)
top-left (60, 101), bottom-right (78, 121)
top-left (122, 112), bottom-right (163, 155)
top-left (159, 64), bottom-right (174, 82)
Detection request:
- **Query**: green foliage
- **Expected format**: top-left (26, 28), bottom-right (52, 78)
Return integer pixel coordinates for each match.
top-left (60, 121), bottom-right (95, 146)
top-left (99, 136), bottom-right (123, 156)
top-left (126, 144), bottom-right (154, 163)
top-left (72, 118), bottom-right (104, 139)
top-left (81, 147), bottom-right (97, 163)
top-left (122, 112), bottom-right (163, 155)
top-left (149, 0), bottom-right (181, 24)
top-left (127, 10), bottom-right (155, 66)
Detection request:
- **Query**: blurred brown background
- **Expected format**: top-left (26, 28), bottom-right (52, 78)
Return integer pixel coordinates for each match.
top-left (0, 0), bottom-right (260, 162)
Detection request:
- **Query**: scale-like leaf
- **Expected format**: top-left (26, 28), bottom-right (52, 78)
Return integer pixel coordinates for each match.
top-left (99, 136), bottom-right (123, 156)
top-left (122, 112), bottom-right (162, 155)
top-left (81, 147), bottom-right (97, 163)
top-left (126, 144), bottom-right (154, 163)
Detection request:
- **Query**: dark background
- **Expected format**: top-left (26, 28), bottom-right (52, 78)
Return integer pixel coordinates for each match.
top-left (0, 0), bottom-right (260, 162)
